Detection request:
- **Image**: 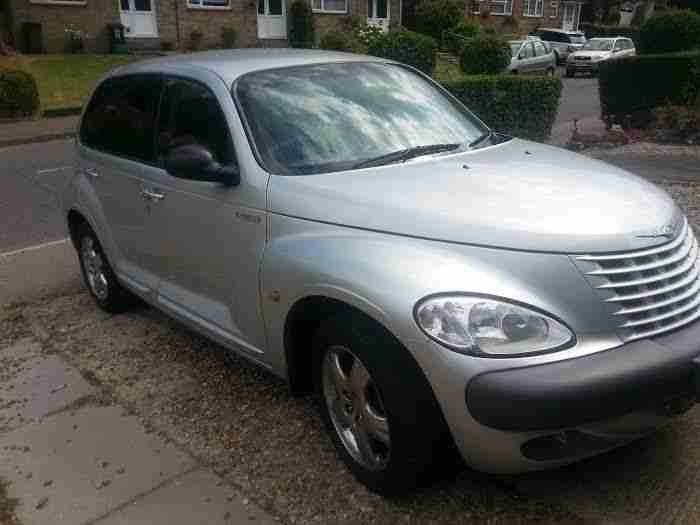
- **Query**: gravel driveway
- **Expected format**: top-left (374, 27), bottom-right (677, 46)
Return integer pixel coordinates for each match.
top-left (5, 178), bottom-right (700, 524)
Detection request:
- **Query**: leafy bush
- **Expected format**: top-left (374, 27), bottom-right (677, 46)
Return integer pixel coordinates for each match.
top-left (599, 51), bottom-right (700, 124)
top-left (367, 30), bottom-right (438, 75)
top-left (459, 35), bottom-right (511, 74)
top-left (579, 23), bottom-right (640, 46)
top-left (221, 26), bottom-right (237, 48)
top-left (442, 20), bottom-right (480, 54)
top-left (288, 0), bottom-right (315, 48)
top-left (0, 68), bottom-right (40, 118)
top-left (320, 31), bottom-right (361, 52)
top-left (639, 9), bottom-right (700, 54)
top-left (442, 75), bottom-right (562, 141)
top-left (414, 0), bottom-right (464, 42)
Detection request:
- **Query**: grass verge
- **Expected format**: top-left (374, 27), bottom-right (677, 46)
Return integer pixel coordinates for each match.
top-left (3, 55), bottom-right (139, 112)
top-left (0, 479), bottom-right (20, 525)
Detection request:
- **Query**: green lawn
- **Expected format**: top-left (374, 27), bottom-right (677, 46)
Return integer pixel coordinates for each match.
top-left (4, 54), bottom-right (140, 112)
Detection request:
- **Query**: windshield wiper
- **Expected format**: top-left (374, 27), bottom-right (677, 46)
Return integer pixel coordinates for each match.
top-left (352, 143), bottom-right (460, 169)
top-left (468, 130), bottom-right (492, 149)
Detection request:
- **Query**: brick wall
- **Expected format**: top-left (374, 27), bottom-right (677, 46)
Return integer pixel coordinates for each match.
top-left (11, 0), bottom-right (119, 53)
top-left (467, 0), bottom-right (563, 36)
top-left (157, 0), bottom-right (258, 50)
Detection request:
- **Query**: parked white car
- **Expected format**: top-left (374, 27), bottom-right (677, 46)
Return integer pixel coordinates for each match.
top-left (566, 37), bottom-right (636, 77)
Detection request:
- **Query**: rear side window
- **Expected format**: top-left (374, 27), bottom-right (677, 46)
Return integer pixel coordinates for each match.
top-left (521, 43), bottom-right (535, 58)
top-left (534, 41), bottom-right (547, 56)
top-left (80, 75), bottom-right (162, 162)
top-left (156, 77), bottom-right (233, 168)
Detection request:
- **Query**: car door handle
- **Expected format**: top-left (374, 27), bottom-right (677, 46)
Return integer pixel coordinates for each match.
top-left (141, 188), bottom-right (166, 202)
top-left (84, 167), bottom-right (100, 179)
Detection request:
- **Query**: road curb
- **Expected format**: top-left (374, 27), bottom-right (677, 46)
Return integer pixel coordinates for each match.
top-left (0, 132), bottom-right (76, 149)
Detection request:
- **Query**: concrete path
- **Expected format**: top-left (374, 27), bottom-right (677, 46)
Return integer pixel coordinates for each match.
top-left (0, 117), bottom-right (79, 149)
top-left (0, 338), bottom-right (278, 525)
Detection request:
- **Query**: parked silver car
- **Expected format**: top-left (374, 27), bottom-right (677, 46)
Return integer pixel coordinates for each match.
top-left (507, 39), bottom-right (557, 75)
top-left (63, 50), bottom-right (700, 495)
top-left (566, 37), bottom-right (637, 76)
top-left (533, 27), bottom-right (587, 64)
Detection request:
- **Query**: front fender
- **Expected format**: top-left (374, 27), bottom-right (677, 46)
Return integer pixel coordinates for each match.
top-left (261, 214), bottom-right (620, 380)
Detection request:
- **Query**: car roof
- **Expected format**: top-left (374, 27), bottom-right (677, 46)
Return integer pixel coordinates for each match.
top-left (107, 49), bottom-right (388, 87)
top-left (537, 27), bottom-right (584, 35)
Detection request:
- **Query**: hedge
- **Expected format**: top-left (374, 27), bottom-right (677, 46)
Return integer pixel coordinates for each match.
top-left (367, 30), bottom-right (437, 76)
top-left (638, 9), bottom-right (700, 54)
top-left (441, 75), bottom-right (562, 142)
top-left (599, 51), bottom-right (700, 123)
top-left (459, 35), bottom-right (512, 75)
top-left (414, 0), bottom-right (464, 42)
top-left (0, 68), bottom-right (40, 119)
top-left (579, 23), bottom-right (641, 47)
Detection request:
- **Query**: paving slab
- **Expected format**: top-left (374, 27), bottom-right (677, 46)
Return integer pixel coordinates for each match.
top-left (95, 469), bottom-right (277, 525)
top-left (0, 340), bottom-right (96, 433)
top-left (0, 405), bottom-right (196, 525)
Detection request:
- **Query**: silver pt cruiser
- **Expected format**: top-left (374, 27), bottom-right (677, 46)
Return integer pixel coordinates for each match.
top-left (62, 49), bottom-right (700, 495)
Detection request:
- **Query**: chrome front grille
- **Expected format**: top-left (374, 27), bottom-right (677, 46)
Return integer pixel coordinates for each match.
top-left (574, 220), bottom-right (700, 342)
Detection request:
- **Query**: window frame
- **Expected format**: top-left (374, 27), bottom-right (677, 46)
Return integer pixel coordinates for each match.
top-left (187, 0), bottom-right (231, 11)
top-left (79, 73), bottom-right (163, 166)
top-left (156, 75), bottom-right (237, 180)
top-left (549, 0), bottom-right (558, 18)
top-left (312, 0), bottom-right (348, 14)
top-left (489, 0), bottom-right (512, 15)
top-left (30, 0), bottom-right (86, 5)
top-left (523, 0), bottom-right (544, 17)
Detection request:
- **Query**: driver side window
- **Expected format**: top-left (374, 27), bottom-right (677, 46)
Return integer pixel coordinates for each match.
top-left (157, 78), bottom-right (235, 172)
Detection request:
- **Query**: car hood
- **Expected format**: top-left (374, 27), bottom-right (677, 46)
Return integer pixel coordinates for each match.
top-left (573, 50), bottom-right (612, 59)
top-left (267, 138), bottom-right (680, 254)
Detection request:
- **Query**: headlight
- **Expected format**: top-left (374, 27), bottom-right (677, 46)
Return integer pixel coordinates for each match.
top-left (415, 295), bottom-right (573, 357)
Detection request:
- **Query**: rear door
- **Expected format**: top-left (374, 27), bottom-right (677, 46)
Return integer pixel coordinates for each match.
top-left (532, 41), bottom-right (551, 72)
top-left (78, 74), bottom-right (163, 294)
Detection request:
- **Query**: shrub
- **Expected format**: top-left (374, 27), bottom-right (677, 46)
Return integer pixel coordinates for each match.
top-left (459, 35), bottom-right (511, 75)
top-left (639, 9), bottom-right (700, 54)
top-left (579, 23), bottom-right (640, 46)
top-left (367, 30), bottom-right (438, 75)
top-left (221, 26), bottom-right (237, 48)
top-left (320, 31), bottom-right (360, 52)
top-left (0, 68), bottom-right (40, 118)
top-left (442, 75), bottom-right (562, 141)
top-left (442, 20), bottom-right (480, 54)
top-left (414, 0), bottom-right (464, 42)
top-left (288, 0), bottom-right (315, 48)
top-left (599, 51), bottom-right (700, 124)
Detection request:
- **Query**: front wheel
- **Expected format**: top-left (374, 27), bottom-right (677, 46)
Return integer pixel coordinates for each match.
top-left (565, 68), bottom-right (574, 78)
top-left (313, 311), bottom-right (455, 495)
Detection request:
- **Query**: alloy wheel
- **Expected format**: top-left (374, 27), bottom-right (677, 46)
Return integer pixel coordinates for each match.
top-left (81, 236), bottom-right (109, 300)
top-left (322, 345), bottom-right (391, 471)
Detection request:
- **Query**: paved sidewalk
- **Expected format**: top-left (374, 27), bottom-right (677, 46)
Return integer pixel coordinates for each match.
top-left (0, 338), bottom-right (278, 525)
top-left (0, 116), bottom-right (79, 149)
top-left (549, 115), bottom-right (607, 147)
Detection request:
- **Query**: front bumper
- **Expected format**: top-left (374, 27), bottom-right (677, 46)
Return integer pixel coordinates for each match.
top-left (423, 319), bottom-right (700, 474)
top-left (567, 61), bottom-right (601, 73)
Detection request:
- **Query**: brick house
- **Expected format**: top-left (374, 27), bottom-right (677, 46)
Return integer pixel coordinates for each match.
top-left (463, 0), bottom-right (583, 34)
top-left (1, 0), bottom-right (401, 53)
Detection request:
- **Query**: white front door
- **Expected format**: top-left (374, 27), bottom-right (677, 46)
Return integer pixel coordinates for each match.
top-left (562, 3), bottom-right (580, 32)
top-left (120, 0), bottom-right (158, 38)
top-left (257, 0), bottom-right (287, 39)
top-left (367, 0), bottom-right (389, 32)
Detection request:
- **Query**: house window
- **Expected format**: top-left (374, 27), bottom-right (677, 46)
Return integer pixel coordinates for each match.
top-left (312, 0), bottom-right (347, 13)
top-left (549, 0), bottom-right (558, 18)
top-left (490, 0), bottom-right (512, 15)
top-left (188, 0), bottom-right (230, 9)
top-left (470, 0), bottom-right (481, 14)
top-left (523, 0), bottom-right (543, 16)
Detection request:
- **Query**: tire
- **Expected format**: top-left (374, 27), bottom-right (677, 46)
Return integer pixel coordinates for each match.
top-left (75, 223), bottom-right (137, 313)
top-left (553, 51), bottom-right (561, 65)
top-left (565, 68), bottom-right (574, 78)
top-left (312, 310), bottom-right (455, 495)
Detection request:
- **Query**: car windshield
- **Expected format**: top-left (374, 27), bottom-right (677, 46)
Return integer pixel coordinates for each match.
top-left (234, 62), bottom-right (488, 175)
top-left (583, 39), bottom-right (612, 50)
top-left (510, 42), bottom-right (523, 56)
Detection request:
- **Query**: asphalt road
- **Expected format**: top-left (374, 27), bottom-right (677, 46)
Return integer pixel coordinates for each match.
top-left (0, 139), bottom-right (74, 252)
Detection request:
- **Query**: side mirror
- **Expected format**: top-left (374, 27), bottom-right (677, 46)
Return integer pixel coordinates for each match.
top-left (164, 144), bottom-right (240, 186)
